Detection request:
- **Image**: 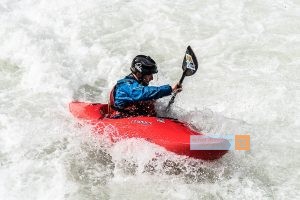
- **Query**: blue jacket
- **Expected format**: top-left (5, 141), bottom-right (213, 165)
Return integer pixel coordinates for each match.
top-left (113, 75), bottom-right (172, 109)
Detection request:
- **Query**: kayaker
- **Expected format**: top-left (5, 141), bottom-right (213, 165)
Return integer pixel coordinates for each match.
top-left (108, 55), bottom-right (182, 118)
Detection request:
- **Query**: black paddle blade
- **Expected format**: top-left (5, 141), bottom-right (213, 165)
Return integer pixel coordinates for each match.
top-left (182, 46), bottom-right (198, 76)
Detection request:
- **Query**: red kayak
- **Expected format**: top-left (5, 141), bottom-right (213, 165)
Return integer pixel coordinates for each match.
top-left (69, 102), bottom-right (230, 160)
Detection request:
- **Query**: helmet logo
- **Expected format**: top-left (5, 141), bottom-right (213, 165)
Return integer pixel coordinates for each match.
top-left (135, 63), bottom-right (142, 72)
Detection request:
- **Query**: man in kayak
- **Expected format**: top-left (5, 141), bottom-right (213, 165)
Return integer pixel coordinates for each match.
top-left (109, 55), bottom-right (182, 118)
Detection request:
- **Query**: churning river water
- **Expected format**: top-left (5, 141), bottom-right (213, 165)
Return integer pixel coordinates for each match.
top-left (0, 0), bottom-right (299, 199)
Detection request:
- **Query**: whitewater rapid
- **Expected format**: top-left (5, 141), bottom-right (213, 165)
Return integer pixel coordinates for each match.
top-left (0, 0), bottom-right (299, 199)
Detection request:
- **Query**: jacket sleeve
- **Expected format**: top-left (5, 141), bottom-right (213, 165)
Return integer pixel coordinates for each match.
top-left (131, 83), bottom-right (172, 101)
top-left (114, 81), bottom-right (172, 108)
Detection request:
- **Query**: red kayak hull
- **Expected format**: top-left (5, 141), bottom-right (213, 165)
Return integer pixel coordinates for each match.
top-left (69, 102), bottom-right (229, 160)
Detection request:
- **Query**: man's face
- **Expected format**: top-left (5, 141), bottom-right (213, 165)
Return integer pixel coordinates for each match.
top-left (142, 74), bottom-right (153, 85)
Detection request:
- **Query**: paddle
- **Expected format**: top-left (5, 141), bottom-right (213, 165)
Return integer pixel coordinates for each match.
top-left (165, 46), bottom-right (198, 112)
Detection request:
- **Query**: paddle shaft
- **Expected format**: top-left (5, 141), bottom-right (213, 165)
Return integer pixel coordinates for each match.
top-left (178, 69), bottom-right (187, 86)
top-left (165, 70), bottom-right (187, 112)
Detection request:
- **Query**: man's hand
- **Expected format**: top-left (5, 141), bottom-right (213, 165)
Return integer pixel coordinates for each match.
top-left (172, 83), bottom-right (182, 93)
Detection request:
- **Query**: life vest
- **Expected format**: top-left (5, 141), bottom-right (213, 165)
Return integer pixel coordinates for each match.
top-left (108, 85), bottom-right (156, 118)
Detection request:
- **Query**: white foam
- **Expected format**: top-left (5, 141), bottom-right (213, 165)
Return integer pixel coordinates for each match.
top-left (0, 0), bottom-right (299, 199)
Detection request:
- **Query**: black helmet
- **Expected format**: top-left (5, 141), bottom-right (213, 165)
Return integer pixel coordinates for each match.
top-left (130, 55), bottom-right (158, 75)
